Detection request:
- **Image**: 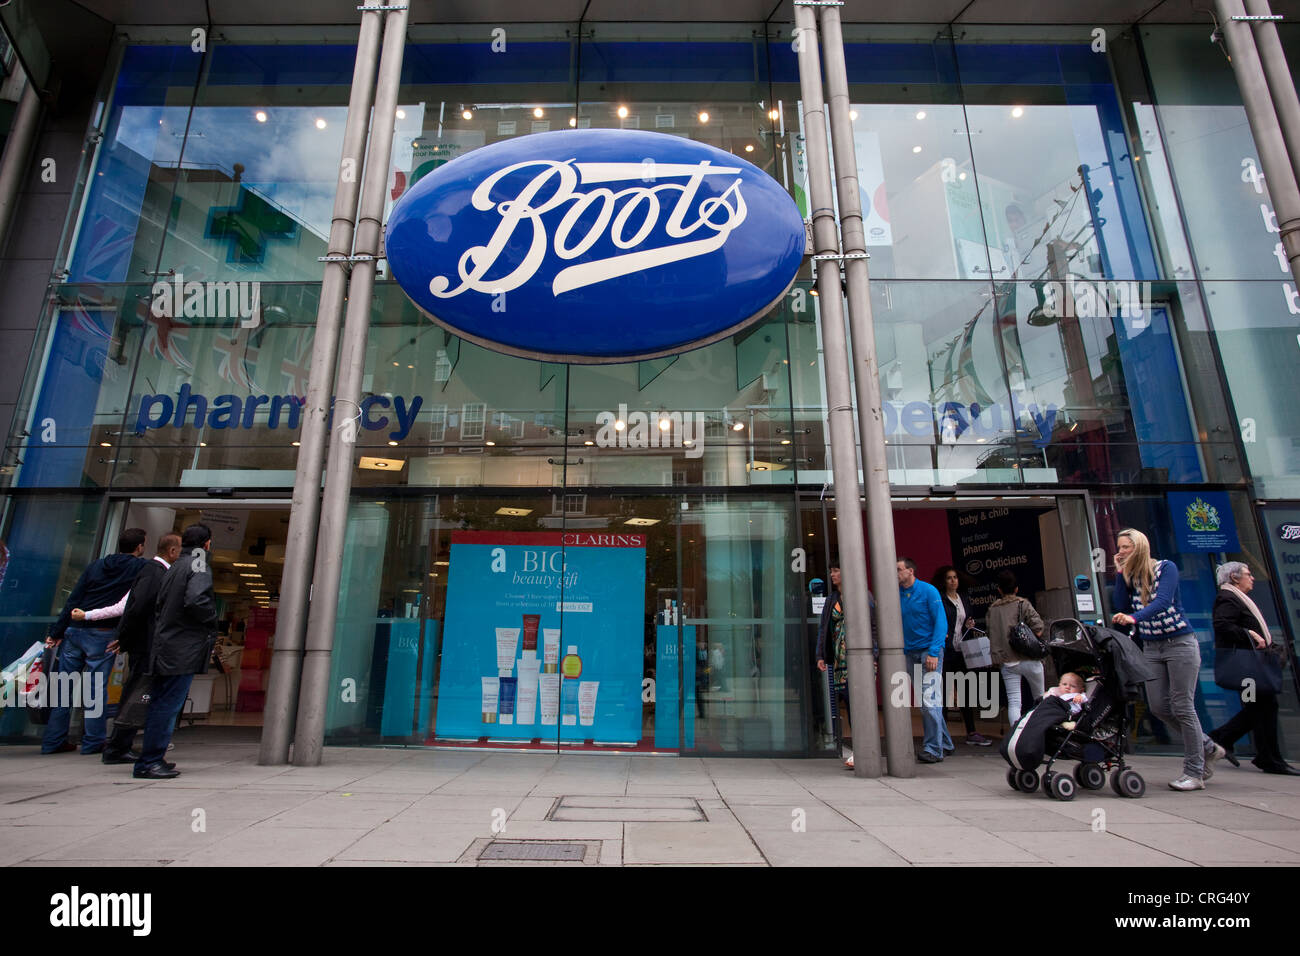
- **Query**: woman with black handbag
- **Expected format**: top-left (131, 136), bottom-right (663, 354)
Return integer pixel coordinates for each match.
top-left (932, 566), bottom-right (991, 746)
top-left (1207, 562), bottom-right (1297, 775)
top-left (986, 570), bottom-right (1046, 727)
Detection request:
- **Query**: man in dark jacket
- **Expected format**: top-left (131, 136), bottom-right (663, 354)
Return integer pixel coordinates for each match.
top-left (41, 528), bottom-right (148, 755)
top-left (134, 524), bottom-right (216, 779)
top-left (86, 532), bottom-right (182, 764)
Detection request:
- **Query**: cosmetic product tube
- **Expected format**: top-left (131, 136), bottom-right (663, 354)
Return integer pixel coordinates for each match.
top-left (481, 676), bottom-right (500, 724)
top-left (578, 680), bottom-right (600, 727)
top-left (521, 614), bottom-right (540, 653)
top-left (515, 655), bottom-right (541, 725)
top-left (542, 628), bottom-right (561, 674)
top-left (495, 627), bottom-right (520, 673)
top-left (538, 673), bottom-right (560, 726)
top-left (498, 671), bottom-right (517, 726)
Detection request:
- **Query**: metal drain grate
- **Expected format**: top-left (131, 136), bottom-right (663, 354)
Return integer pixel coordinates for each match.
top-left (479, 841), bottom-right (588, 862)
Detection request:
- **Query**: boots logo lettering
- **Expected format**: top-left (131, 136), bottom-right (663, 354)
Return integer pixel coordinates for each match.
top-left (385, 129), bottom-right (806, 364)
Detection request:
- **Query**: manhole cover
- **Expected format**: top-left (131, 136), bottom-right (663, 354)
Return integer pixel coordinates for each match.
top-left (479, 842), bottom-right (587, 862)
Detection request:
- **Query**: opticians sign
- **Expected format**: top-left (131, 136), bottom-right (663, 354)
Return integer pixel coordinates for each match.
top-left (384, 129), bottom-right (806, 363)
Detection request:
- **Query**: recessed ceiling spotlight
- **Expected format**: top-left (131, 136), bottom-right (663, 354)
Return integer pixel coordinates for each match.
top-left (1011, 106), bottom-right (1024, 118)
top-left (617, 106), bottom-right (628, 118)
top-left (315, 118), bottom-right (327, 129)
top-left (916, 110), bottom-right (926, 120)
top-left (255, 110), bottom-right (268, 123)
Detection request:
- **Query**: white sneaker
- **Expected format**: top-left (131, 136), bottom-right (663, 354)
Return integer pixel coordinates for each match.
top-left (1168, 775), bottom-right (1205, 791)
top-left (843, 749), bottom-right (854, 769)
top-left (1203, 740), bottom-right (1225, 780)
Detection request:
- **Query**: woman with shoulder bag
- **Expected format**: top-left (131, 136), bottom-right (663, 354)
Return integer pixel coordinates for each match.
top-left (985, 570), bottom-right (1046, 726)
top-left (932, 566), bottom-right (991, 746)
top-left (1111, 528), bottom-right (1225, 792)
top-left (1207, 562), bottom-right (1298, 775)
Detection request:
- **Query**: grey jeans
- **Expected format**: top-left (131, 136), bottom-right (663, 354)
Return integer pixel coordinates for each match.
top-left (1142, 634), bottom-right (1208, 778)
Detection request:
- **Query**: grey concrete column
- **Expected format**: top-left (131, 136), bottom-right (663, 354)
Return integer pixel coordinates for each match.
top-left (293, 5), bottom-right (409, 766)
top-left (816, 2), bottom-right (915, 777)
top-left (259, 11), bottom-right (384, 765)
top-left (1216, 0), bottom-right (1300, 275)
top-left (794, 1), bottom-right (883, 778)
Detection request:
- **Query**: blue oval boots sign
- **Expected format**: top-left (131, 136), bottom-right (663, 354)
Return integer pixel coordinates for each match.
top-left (384, 129), bottom-right (806, 363)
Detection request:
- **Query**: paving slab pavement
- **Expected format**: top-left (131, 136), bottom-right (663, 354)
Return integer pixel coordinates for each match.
top-left (3, 730), bottom-right (1299, 867)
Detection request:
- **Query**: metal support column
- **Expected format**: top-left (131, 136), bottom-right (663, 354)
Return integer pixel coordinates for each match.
top-left (259, 10), bottom-right (384, 765)
top-left (1216, 0), bottom-right (1300, 275)
top-left (1242, 0), bottom-right (1300, 195)
top-left (292, 4), bottom-right (409, 766)
top-left (0, 79), bottom-right (42, 257)
top-left (816, 1), bottom-right (914, 776)
top-left (794, 1), bottom-right (883, 778)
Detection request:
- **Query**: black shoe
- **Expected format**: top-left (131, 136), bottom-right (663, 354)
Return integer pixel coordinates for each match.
top-left (163, 761), bottom-right (176, 771)
top-left (101, 750), bottom-right (142, 765)
top-left (1221, 748), bottom-right (1240, 768)
top-left (1259, 764), bottom-right (1300, 776)
top-left (133, 763), bottom-right (180, 779)
top-left (917, 752), bottom-right (943, 764)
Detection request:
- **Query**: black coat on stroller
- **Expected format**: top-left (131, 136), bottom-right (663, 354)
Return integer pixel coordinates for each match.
top-left (1002, 620), bottom-right (1155, 801)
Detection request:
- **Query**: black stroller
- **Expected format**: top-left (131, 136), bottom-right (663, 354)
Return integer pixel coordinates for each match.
top-left (1003, 620), bottom-right (1152, 801)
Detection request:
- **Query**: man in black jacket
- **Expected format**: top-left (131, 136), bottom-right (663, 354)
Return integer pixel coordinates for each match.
top-left (76, 532), bottom-right (183, 764)
top-left (134, 524), bottom-right (217, 780)
top-left (41, 528), bottom-right (148, 755)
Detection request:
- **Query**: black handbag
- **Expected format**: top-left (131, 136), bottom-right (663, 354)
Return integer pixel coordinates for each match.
top-left (1007, 601), bottom-right (1048, 660)
top-left (1214, 644), bottom-right (1284, 697)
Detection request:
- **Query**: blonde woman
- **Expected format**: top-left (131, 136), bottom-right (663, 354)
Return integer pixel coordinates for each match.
top-left (1111, 529), bottom-right (1224, 791)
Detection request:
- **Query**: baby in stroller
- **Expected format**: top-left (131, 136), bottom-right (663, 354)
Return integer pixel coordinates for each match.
top-left (1001, 620), bottom-right (1149, 800)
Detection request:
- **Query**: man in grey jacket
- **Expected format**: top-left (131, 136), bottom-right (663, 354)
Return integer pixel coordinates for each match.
top-left (133, 524), bottom-right (217, 779)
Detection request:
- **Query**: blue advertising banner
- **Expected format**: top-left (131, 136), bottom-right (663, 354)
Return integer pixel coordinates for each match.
top-left (1167, 492), bottom-right (1240, 553)
top-left (436, 531), bottom-right (646, 743)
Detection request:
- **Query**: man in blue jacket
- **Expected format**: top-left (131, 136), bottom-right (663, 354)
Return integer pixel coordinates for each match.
top-left (898, 557), bottom-right (951, 763)
top-left (41, 528), bottom-right (148, 754)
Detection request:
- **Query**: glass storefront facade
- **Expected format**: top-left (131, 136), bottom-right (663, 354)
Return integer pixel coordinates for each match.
top-left (1, 18), bottom-right (1296, 758)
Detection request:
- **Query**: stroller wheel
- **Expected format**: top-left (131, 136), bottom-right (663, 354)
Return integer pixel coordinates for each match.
top-left (1007, 768), bottom-right (1022, 791)
top-left (1015, 769), bottom-right (1040, 793)
top-left (1074, 762), bottom-right (1107, 791)
top-left (1041, 771), bottom-right (1058, 798)
top-left (1049, 772), bottom-right (1077, 801)
top-left (1110, 768), bottom-right (1146, 799)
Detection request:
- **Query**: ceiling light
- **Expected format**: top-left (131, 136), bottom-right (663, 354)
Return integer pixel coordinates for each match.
top-left (658, 417), bottom-right (671, 431)
top-left (916, 110), bottom-right (926, 120)
top-left (617, 106), bottom-right (628, 118)
top-left (732, 421), bottom-right (745, 431)
top-left (1011, 106), bottom-right (1024, 118)
top-left (99, 441), bottom-right (111, 447)
top-left (485, 440), bottom-right (496, 446)
top-left (849, 110), bottom-right (858, 120)
top-left (698, 111), bottom-right (709, 123)
top-left (239, 573), bottom-right (262, 578)
top-left (912, 145), bottom-right (922, 153)
top-left (360, 456), bottom-right (405, 470)
top-left (233, 563), bottom-right (258, 568)
top-left (495, 507), bottom-right (533, 517)
top-left (613, 420), bottom-right (626, 431)
top-left (768, 109), bottom-right (779, 120)
top-left (584, 440), bottom-right (594, 446)
top-left (533, 107), bottom-right (544, 118)
top-left (395, 109), bottom-right (406, 120)
top-left (255, 111), bottom-right (268, 123)
top-left (315, 118), bottom-right (327, 129)
top-left (388, 440), bottom-right (398, 446)
top-left (199, 442), bottom-right (207, 447)
top-left (569, 117), bottom-right (577, 127)
top-left (462, 109), bottom-right (473, 120)
top-left (624, 518), bottom-right (661, 526)
top-left (958, 171), bottom-right (967, 180)
top-left (780, 439), bottom-right (791, 445)
top-left (744, 144), bottom-right (754, 152)
top-left (291, 441), bottom-right (301, 447)
top-left (682, 439), bottom-right (693, 446)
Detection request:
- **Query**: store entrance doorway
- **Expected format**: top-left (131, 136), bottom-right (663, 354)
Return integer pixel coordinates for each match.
top-left (802, 493), bottom-right (1104, 747)
top-left (108, 498), bottom-right (291, 729)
